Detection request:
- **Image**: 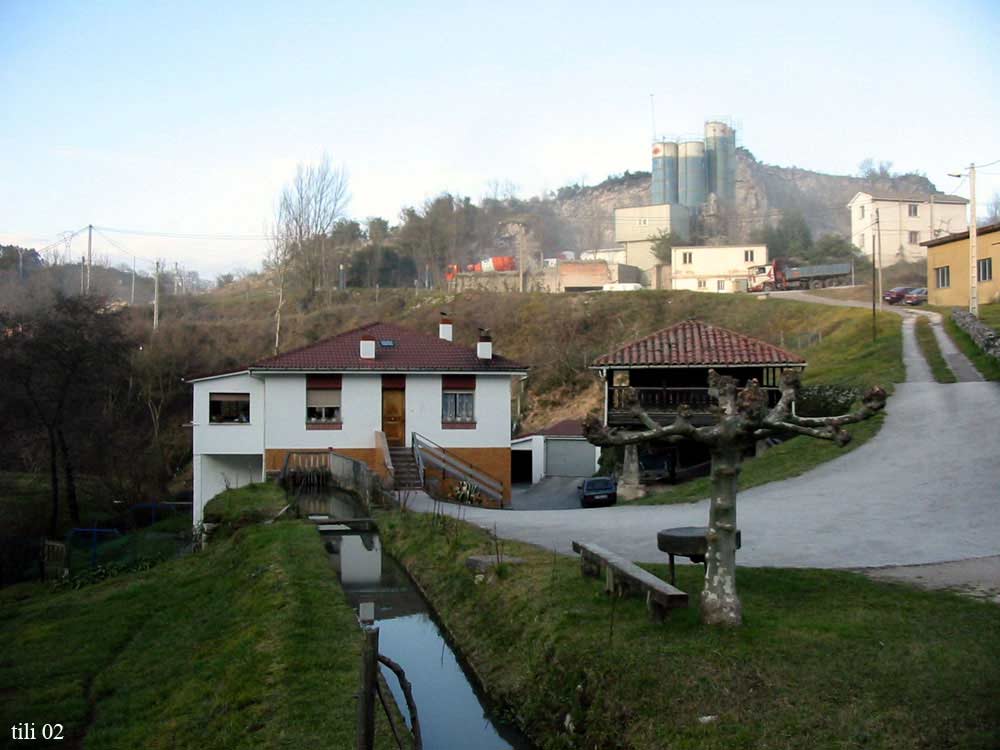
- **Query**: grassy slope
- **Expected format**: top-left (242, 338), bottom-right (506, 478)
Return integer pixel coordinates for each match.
top-left (943, 315), bottom-right (1000, 381)
top-left (635, 310), bottom-right (902, 505)
top-left (380, 512), bottom-right (1000, 750)
top-left (979, 302), bottom-right (1000, 333)
top-left (915, 317), bottom-right (957, 383)
top-left (0, 514), bottom-right (394, 750)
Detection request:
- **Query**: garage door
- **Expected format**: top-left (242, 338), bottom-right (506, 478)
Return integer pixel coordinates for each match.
top-left (545, 438), bottom-right (596, 477)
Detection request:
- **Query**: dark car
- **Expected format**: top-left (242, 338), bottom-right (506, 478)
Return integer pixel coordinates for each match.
top-left (578, 477), bottom-right (617, 508)
top-left (903, 287), bottom-right (928, 305)
top-left (883, 286), bottom-right (914, 304)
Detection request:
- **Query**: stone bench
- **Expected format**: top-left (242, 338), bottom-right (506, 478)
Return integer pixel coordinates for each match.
top-left (571, 540), bottom-right (689, 621)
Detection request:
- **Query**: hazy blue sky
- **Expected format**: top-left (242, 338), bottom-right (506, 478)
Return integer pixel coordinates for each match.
top-left (2, 0), bottom-right (998, 277)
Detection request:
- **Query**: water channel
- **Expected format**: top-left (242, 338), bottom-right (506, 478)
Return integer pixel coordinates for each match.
top-left (303, 492), bottom-right (534, 750)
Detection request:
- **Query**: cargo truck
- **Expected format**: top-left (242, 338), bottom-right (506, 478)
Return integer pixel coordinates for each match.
top-left (747, 260), bottom-right (852, 292)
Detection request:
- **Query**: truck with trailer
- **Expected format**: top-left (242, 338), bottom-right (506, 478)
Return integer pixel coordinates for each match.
top-left (747, 260), bottom-right (852, 292)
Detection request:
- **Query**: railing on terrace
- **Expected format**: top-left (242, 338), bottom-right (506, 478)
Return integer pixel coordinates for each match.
top-left (608, 386), bottom-right (782, 415)
top-left (279, 450), bottom-right (389, 510)
top-left (411, 432), bottom-right (505, 506)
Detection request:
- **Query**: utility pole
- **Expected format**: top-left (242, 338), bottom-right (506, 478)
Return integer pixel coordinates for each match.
top-left (86, 224), bottom-right (93, 293)
top-left (153, 261), bottom-right (160, 331)
top-left (969, 163), bottom-right (978, 317)
top-left (130, 257), bottom-right (136, 304)
top-left (871, 242), bottom-right (877, 343)
top-left (81, 256), bottom-right (86, 295)
top-left (875, 209), bottom-right (883, 312)
top-left (174, 262), bottom-right (181, 295)
top-left (16, 247), bottom-right (25, 281)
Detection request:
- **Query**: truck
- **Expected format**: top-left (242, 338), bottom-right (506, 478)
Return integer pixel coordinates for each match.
top-left (444, 256), bottom-right (517, 282)
top-left (747, 260), bottom-right (852, 292)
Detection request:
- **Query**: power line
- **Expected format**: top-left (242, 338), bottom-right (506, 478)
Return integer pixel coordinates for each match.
top-left (95, 225), bottom-right (274, 241)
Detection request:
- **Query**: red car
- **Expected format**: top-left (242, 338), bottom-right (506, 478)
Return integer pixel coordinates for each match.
top-left (883, 286), bottom-right (914, 304)
top-left (903, 288), bottom-right (928, 305)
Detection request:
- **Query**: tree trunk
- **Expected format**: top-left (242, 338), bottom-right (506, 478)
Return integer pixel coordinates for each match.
top-left (56, 427), bottom-right (81, 526)
top-left (46, 426), bottom-right (60, 538)
top-left (700, 447), bottom-right (743, 626)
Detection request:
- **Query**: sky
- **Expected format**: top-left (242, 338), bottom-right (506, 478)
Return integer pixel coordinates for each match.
top-left (2, 0), bottom-right (998, 279)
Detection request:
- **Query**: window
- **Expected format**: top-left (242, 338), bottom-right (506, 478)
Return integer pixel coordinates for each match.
top-left (908, 231), bottom-right (919, 244)
top-left (935, 266), bottom-right (950, 288)
top-left (442, 375), bottom-right (475, 425)
top-left (612, 370), bottom-right (629, 387)
top-left (908, 204), bottom-right (919, 217)
top-left (717, 279), bottom-right (726, 291)
top-left (859, 205), bottom-right (865, 219)
top-left (209, 393), bottom-right (250, 423)
top-left (744, 249), bottom-right (754, 262)
top-left (979, 257), bottom-right (993, 282)
top-left (638, 218), bottom-right (648, 226)
top-left (306, 375), bottom-right (342, 426)
top-left (682, 251), bottom-right (693, 264)
top-left (697, 279), bottom-right (707, 289)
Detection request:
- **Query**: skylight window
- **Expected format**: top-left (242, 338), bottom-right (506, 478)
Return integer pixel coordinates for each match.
top-left (379, 339), bottom-right (396, 348)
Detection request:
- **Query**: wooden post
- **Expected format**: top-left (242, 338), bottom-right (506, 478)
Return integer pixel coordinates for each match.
top-left (357, 625), bottom-right (379, 750)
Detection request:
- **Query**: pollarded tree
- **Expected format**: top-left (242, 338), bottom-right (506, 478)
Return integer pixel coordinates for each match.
top-left (584, 369), bottom-right (886, 627)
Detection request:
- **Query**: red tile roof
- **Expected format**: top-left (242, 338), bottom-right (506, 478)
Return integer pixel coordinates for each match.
top-left (591, 319), bottom-right (806, 368)
top-left (250, 322), bottom-right (526, 373)
top-left (517, 418), bottom-right (586, 439)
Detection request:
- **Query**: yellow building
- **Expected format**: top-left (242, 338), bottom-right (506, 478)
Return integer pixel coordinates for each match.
top-left (922, 222), bottom-right (1000, 307)
top-left (613, 204), bottom-right (690, 278)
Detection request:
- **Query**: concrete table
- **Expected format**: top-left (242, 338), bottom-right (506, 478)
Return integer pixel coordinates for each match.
top-left (657, 526), bottom-right (742, 585)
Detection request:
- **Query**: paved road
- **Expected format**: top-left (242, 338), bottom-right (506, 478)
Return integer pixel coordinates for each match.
top-left (412, 297), bottom-right (1000, 569)
top-left (509, 477), bottom-right (581, 510)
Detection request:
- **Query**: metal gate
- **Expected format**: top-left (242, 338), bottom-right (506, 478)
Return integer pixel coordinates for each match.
top-left (544, 438), bottom-right (596, 477)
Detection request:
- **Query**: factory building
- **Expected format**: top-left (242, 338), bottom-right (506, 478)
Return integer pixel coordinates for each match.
top-left (650, 120), bottom-right (737, 211)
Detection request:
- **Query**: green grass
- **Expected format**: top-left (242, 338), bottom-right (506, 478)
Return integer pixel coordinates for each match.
top-left (202, 481), bottom-right (288, 529)
top-left (979, 302), bottom-right (1000, 334)
top-left (634, 312), bottom-right (902, 506)
top-left (914, 317), bottom-right (957, 383)
top-left (0, 472), bottom-right (113, 538)
top-left (943, 315), bottom-right (1000, 381)
top-left (379, 512), bottom-right (1000, 750)
top-left (0, 515), bottom-right (396, 749)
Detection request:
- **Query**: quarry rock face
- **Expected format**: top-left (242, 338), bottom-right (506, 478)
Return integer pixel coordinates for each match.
top-left (546, 151), bottom-right (940, 249)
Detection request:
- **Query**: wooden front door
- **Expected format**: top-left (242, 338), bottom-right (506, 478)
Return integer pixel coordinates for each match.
top-left (382, 389), bottom-right (406, 446)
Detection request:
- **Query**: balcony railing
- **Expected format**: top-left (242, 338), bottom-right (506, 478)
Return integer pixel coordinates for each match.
top-left (609, 386), bottom-right (781, 417)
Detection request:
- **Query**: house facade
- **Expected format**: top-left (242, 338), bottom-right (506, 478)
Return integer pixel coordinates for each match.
top-left (922, 221), bottom-right (1000, 307)
top-left (847, 191), bottom-right (968, 263)
top-left (613, 204), bottom-right (691, 277)
top-left (189, 320), bottom-right (526, 523)
top-left (666, 244), bottom-right (767, 293)
top-left (591, 320), bottom-right (805, 481)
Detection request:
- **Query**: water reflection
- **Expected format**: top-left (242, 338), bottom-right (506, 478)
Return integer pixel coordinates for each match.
top-left (312, 492), bottom-right (531, 750)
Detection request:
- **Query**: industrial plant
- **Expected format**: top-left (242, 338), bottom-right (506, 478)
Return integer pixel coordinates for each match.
top-left (651, 120), bottom-right (737, 210)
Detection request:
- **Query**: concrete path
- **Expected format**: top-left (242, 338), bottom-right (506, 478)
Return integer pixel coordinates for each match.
top-left (411, 295), bottom-right (1000, 572)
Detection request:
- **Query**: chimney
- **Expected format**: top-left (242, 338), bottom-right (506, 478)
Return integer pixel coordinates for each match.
top-left (439, 312), bottom-right (453, 342)
top-left (477, 329), bottom-right (493, 361)
top-left (360, 334), bottom-right (376, 360)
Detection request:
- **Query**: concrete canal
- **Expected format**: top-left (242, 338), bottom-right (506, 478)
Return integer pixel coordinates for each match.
top-left (305, 493), bottom-right (533, 750)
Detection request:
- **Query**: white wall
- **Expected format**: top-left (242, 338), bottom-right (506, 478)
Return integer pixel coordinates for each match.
top-left (511, 435), bottom-right (545, 484)
top-left (192, 373), bottom-right (266, 455)
top-left (849, 194), bottom-right (968, 263)
top-left (404, 374), bottom-right (512, 448)
top-left (264, 373), bottom-right (382, 451)
top-left (670, 244), bottom-right (766, 293)
top-left (193, 453), bottom-right (264, 525)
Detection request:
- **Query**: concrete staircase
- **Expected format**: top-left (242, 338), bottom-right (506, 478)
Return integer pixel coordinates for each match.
top-left (389, 447), bottom-right (423, 491)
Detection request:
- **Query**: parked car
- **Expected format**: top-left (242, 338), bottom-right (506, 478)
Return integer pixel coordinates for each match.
top-left (903, 287), bottom-right (928, 305)
top-left (577, 477), bottom-right (617, 508)
top-left (883, 286), bottom-right (914, 304)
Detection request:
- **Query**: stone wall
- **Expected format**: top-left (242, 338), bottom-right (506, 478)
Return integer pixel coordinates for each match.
top-left (952, 309), bottom-right (1000, 360)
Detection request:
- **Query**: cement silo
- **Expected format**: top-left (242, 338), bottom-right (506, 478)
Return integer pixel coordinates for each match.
top-left (705, 121), bottom-right (736, 203)
top-left (677, 140), bottom-right (707, 208)
top-left (650, 141), bottom-right (678, 205)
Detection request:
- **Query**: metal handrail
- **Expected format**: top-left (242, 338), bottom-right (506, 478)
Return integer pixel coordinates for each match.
top-left (411, 432), bottom-right (504, 503)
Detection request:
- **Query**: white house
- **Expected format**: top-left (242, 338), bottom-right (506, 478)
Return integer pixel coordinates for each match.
top-left (188, 319), bottom-right (527, 523)
top-left (847, 191), bottom-right (968, 264)
top-left (667, 244), bottom-right (767, 293)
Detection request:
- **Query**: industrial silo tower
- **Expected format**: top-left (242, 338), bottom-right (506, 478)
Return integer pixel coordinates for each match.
top-left (650, 141), bottom-right (679, 205)
top-left (704, 120), bottom-right (736, 203)
top-left (677, 140), bottom-right (707, 209)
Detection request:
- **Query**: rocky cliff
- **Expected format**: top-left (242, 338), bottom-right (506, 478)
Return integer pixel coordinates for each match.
top-left (547, 151), bottom-right (941, 249)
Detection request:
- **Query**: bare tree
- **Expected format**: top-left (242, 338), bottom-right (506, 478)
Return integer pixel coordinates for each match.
top-left (585, 369), bottom-right (886, 627)
top-left (268, 156), bottom-right (350, 352)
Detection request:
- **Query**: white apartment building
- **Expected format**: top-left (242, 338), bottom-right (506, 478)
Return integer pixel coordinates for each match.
top-left (613, 204), bottom-right (690, 277)
top-left (668, 244), bottom-right (767, 293)
top-left (847, 191), bottom-right (968, 264)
